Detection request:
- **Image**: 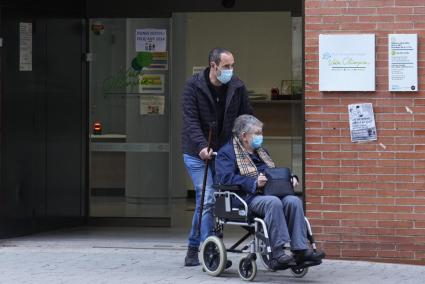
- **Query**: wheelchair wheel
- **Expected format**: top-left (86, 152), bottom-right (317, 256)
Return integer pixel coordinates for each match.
top-left (290, 266), bottom-right (308, 278)
top-left (200, 236), bottom-right (227, 277)
top-left (238, 256), bottom-right (257, 281)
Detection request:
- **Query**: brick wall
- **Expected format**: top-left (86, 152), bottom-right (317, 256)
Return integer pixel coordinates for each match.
top-left (304, 0), bottom-right (425, 263)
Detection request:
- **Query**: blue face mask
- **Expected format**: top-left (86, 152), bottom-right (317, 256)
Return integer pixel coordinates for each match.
top-left (251, 134), bottom-right (263, 149)
top-left (217, 68), bottom-right (233, 84)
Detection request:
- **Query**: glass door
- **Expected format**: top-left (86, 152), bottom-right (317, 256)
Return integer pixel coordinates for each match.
top-left (89, 18), bottom-right (171, 220)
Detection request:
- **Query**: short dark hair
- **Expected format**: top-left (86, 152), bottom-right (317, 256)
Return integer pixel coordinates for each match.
top-left (208, 47), bottom-right (231, 66)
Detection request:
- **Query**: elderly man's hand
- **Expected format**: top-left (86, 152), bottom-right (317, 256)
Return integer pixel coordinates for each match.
top-left (199, 147), bottom-right (214, 160)
top-left (291, 177), bottom-right (299, 188)
top-left (257, 173), bottom-right (268, 189)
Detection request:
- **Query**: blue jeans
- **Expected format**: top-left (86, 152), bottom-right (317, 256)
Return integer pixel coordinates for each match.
top-left (183, 154), bottom-right (216, 248)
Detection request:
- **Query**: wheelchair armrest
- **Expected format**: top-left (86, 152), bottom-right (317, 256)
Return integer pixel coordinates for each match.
top-left (213, 184), bottom-right (241, 192)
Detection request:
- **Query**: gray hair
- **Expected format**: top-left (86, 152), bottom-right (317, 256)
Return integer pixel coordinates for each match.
top-left (232, 115), bottom-right (263, 140)
top-left (208, 47), bottom-right (232, 66)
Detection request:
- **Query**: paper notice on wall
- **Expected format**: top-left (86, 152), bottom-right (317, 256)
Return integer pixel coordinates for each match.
top-left (144, 52), bottom-right (168, 70)
top-left (388, 34), bottom-right (418, 92)
top-left (135, 29), bottom-right (166, 52)
top-left (140, 95), bottom-right (165, 115)
top-left (192, 66), bottom-right (206, 75)
top-left (19, 23), bottom-right (33, 71)
top-left (348, 103), bottom-right (377, 142)
top-left (139, 74), bottom-right (164, 93)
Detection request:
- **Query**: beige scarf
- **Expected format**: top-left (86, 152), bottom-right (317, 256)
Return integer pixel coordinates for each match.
top-left (232, 135), bottom-right (275, 177)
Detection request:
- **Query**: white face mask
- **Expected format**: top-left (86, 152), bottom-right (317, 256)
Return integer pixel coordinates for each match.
top-left (216, 68), bottom-right (233, 84)
top-left (250, 134), bottom-right (263, 149)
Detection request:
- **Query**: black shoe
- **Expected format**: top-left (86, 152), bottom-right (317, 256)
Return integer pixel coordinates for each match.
top-left (184, 246), bottom-right (200, 266)
top-left (276, 253), bottom-right (296, 265)
top-left (315, 249), bottom-right (326, 259)
top-left (225, 260), bottom-right (232, 269)
top-left (293, 249), bottom-right (325, 263)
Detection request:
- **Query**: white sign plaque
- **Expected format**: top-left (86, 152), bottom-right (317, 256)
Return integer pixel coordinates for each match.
top-left (135, 29), bottom-right (166, 52)
top-left (388, 34), bottom-right (418, 92)
top-left (319, 34), bottom-right (375, 91)
top-left (348, 103), bottom-right (377, 143)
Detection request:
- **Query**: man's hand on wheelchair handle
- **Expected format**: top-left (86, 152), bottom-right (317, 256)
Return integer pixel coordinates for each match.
top-left (199, 147), bottom-right (214, 160)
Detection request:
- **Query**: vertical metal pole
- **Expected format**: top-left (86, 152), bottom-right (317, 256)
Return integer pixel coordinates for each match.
top-left (196, 126), bottom-right (213, 238)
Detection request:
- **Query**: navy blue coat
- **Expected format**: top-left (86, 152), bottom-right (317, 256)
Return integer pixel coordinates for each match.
top-left (215, 141), bottom-right (259, 204)
top-left (181, 68), bottom-right (253, 157)
top-left (216, 141), bottom-right (298, 204)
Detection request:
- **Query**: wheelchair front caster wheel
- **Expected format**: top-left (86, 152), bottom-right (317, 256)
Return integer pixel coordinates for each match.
top-left (200, 236), bottom-right (227, 277)
top-left (238, 256), bottom-right (257, 281)
top-left (257, 249), bottom-right (275, 271)
top-left (290, 266), bottom-right (308, 278)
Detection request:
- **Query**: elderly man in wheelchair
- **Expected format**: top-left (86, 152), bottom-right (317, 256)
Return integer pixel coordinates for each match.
top-left (199, 114), bottom-right (325, 281)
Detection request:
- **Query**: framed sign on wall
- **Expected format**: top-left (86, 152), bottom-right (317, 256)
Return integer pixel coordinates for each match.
top-left (319, 34), bottom-right (375, 92)
top-left (388, 34), bottom-right (418, 92)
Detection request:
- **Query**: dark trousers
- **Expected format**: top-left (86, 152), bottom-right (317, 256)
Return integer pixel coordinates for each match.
top-left (249, 195), bottom-right (308, 258)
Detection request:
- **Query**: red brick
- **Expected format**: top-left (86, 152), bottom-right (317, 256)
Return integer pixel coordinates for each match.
top-left (377, 23), bottom-right (415, 30)
top-left (377, 7), bottom-right (414, 14)
top-left (341, 220), bottom-right (377, 227)
top-left (357, 0), bottom-right (395, 8)
top-left (305, 8), bottom-right (345, 16)
top-left (358, 197), bottom-right (395, 205)
top-left (345, 7), bottom-right (378, 15)
top-left (377, 205), bottom-right (414, 213)
top-left (341, 189), bottom-right (377, 197)
top-left (341, 204), bottom-right (377, 212)
top-left (359, 15), bottom-right (394, 22)
top-left (378, 220), bottom-right (414, 228)
top-left (323, 152), bottom-right (358, 159)
top-left (395, 0), bottom-right (425, 7)
top-left (378, 251), bottom-right (415, 258)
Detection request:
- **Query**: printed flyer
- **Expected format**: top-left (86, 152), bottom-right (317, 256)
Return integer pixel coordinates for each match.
top-left (348, 103), bottom-right (377, 142)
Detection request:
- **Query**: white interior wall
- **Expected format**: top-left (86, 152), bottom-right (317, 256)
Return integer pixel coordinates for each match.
top-left (185, 12), bottom-right (292, 96)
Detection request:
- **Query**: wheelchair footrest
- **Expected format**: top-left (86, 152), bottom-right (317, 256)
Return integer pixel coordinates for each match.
top-left (271, 260), bottom-right (322, 271)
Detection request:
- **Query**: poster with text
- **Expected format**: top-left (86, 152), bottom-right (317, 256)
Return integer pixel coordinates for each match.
top-left (135, 29), bottom-right (166, 52)
top-left (348, 103), bottom-right (377, 143)
top-left (144, 52), bottom-right (168, 70)
top-left (139, 74), bottom-right (164, 93)
top-left (388, 34), bottom-right (418, 92)
top-left (19, 23), bottom-right (32, 71)
top-left (319, 34), bottom-right (375, 91)
top-left (140, 95), bottom-right (165, 115)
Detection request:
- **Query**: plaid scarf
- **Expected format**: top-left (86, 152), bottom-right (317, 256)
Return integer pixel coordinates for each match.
top-left (232, 135), bottom-right (275, 177)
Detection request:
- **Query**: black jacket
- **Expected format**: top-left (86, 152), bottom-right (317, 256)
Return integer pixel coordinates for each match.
top-left (181, 68), bottom-right (253, 157)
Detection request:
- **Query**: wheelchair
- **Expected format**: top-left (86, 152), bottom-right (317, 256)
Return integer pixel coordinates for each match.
top-left (200, 184), bottom-right (322, 281)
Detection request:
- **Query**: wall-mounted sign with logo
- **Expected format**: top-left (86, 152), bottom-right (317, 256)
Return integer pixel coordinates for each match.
top-left (388, 34), bottom-right (418, 92)
top-left (319, 34), bottom-right (375, 92)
